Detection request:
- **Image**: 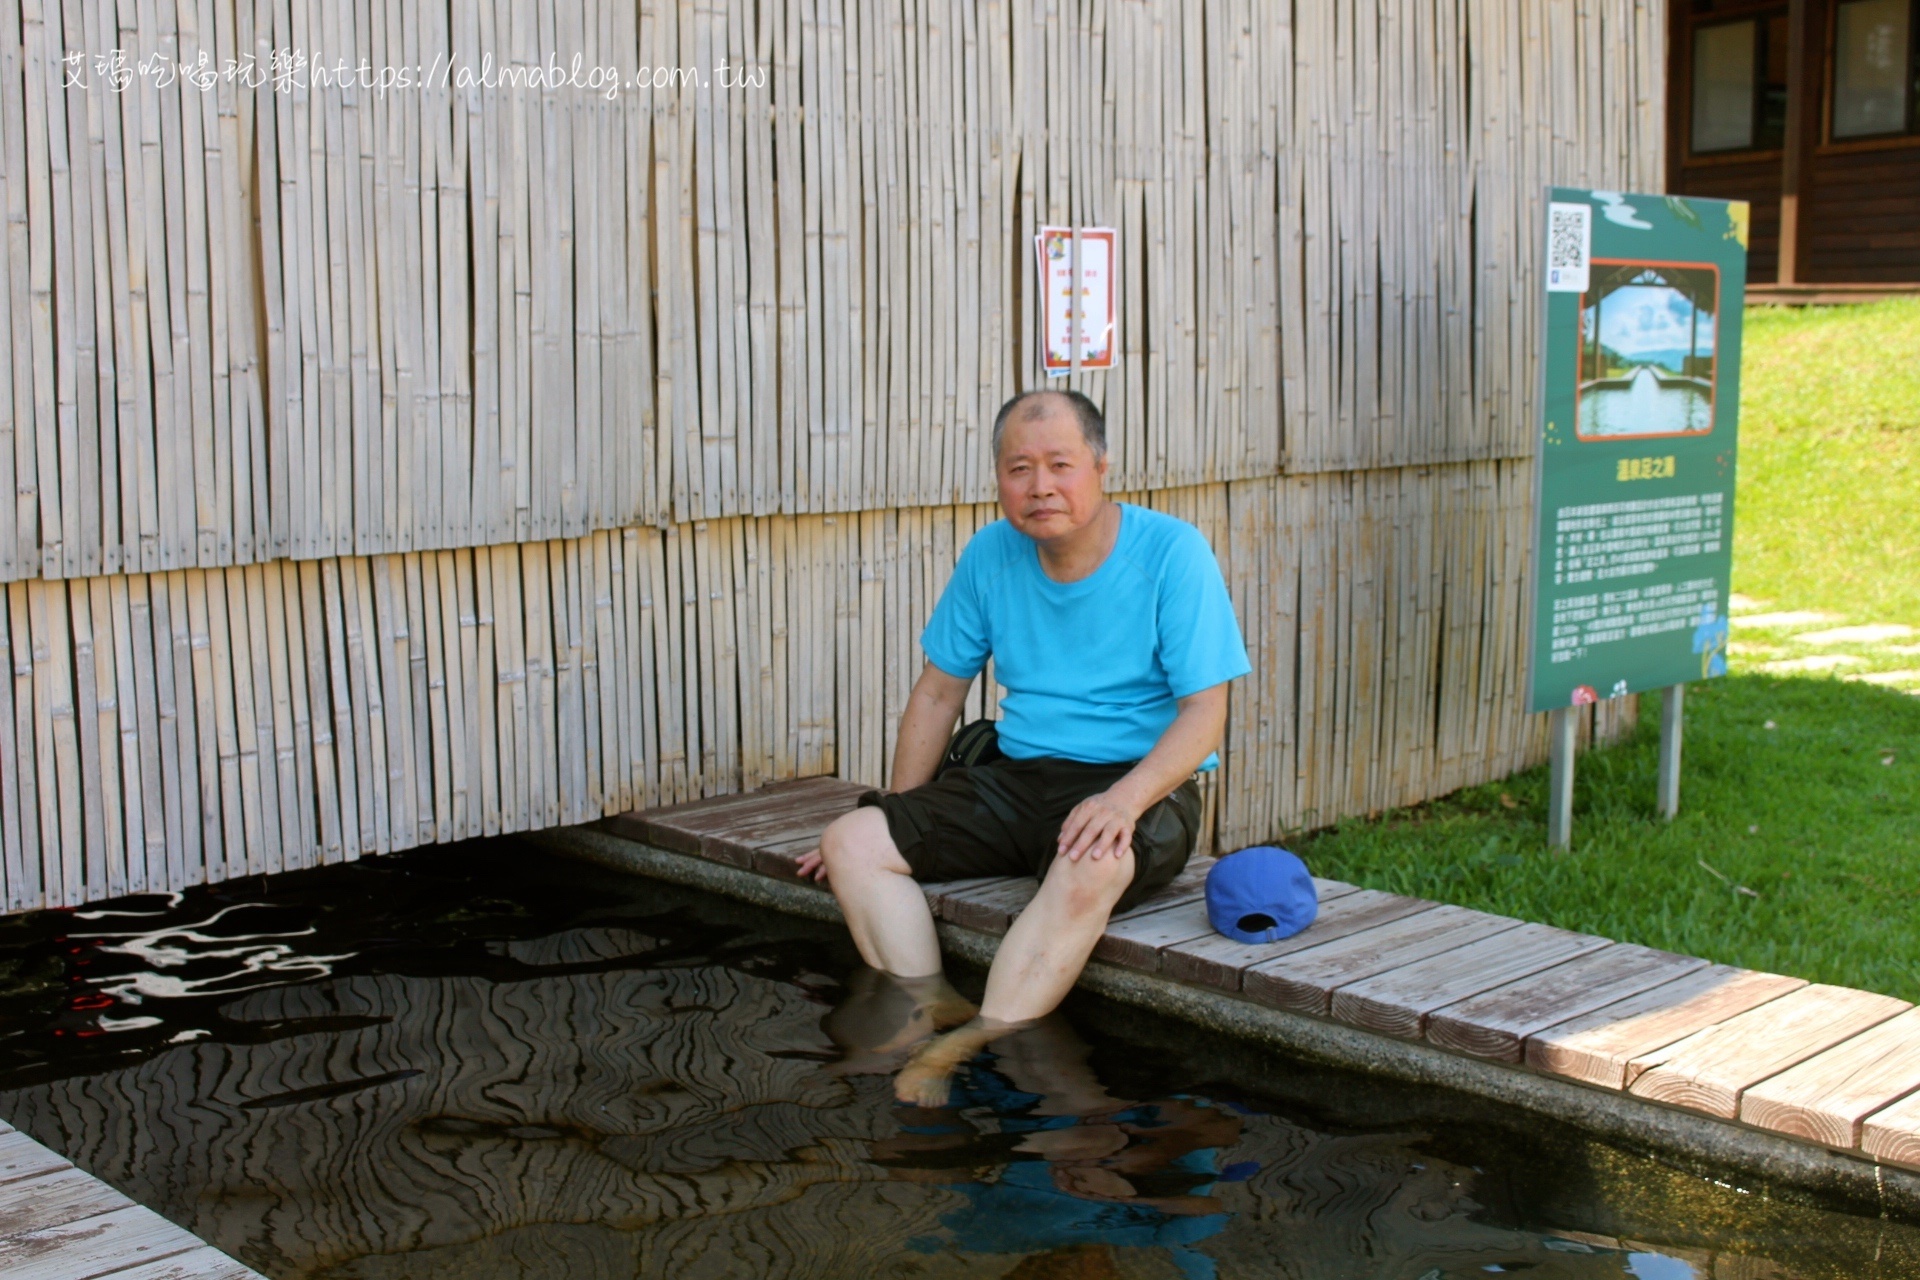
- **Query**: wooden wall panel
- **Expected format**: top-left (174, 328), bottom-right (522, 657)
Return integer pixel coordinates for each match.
top-left (0, 0), bottom-right (1665, 583)
top-left (1802, 147), bottom-right (1920, 284)
top-left (0, 469), bottom-right (1635, 914)
top-left (1669, 160), bottom-right (1784, 286)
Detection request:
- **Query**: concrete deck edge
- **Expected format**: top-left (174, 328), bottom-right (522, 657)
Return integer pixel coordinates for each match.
top-left (536, 825), bottom-right (1920, 1221)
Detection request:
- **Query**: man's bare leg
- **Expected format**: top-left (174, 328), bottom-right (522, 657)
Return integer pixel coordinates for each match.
top-left (816, 807), bottom-right (946, 978)
top-left (823, 966), bottom-right (978, 1075)
top-left (895, 848), bottom-right (1134, 1107)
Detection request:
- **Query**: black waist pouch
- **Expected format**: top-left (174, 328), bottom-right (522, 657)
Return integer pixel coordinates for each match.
top-left (936, 719), bottom-right (1003, 778)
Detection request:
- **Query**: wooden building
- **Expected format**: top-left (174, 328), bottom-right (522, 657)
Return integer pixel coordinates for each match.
top-left (1669, 0), bottom-right (1920, 291)
top-left (0, 0), bottom-right (1654, 916)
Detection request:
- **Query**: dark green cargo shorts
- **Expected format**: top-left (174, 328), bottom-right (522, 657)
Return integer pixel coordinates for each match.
top-left (858, 756), bottom-right (1201, 915)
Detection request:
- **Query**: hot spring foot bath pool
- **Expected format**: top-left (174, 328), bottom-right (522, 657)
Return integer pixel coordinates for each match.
top-left (0, 842), bottom-right (1913, 1279)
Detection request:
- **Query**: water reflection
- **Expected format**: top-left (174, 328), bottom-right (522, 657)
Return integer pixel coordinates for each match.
top-left (875, 1023), bottom-right (1242, 1277)
top-left (1578, 367), bottom-right (1713, 437)
top-left (821, 966), bottom-right (977, 1076)
top-left (0, 844), bottom-right (1911, 1279)
top-left (826, 976), bottom-right (1237, 1269)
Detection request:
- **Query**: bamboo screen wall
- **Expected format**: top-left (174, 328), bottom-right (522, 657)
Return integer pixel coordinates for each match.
top-left (0, 0), bottom-right (1659, 912)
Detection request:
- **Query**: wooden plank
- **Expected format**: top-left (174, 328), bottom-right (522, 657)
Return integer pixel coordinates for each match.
top-left (1103, 855), bottom-right (1219, 921)
top-left (89, 1245), bottom-right (265, 1280)
top-left (0, 1202), bottom-right (205, 1280)
top-left (613, 786), bottom-right (803, 840)
top-left (1737, 1008), bottom-right (1920, 1149)
top-left (934, 876), bottom-right (1039, 933)
top-left (1862, 1090), bottom-right (1920, 1171)
top-left (630, 777), bottom-right (867, 852)
top-left (1524, 967), bottom-right (1807, 1091)
top-left (1425, 944), bottom-right (1710, 1062)
top-left (645, 790), bottom-right (859, 869)
top-left (696, 793), bottom-right (867, 867)
top-left (1330, 923), bottom-right (1613, 1041)
top-left (1090, 899), bottom-right (1216, 971)
top-left (750, 833), bottom-right (838, 883)
top-left (693, 777), bottom-right (872, 828)
top-left (1628, 984), bottom-right (1912, 1119)
top-left (0, 1127), bottom-right (70, 1185)
top-left (0, 1164), bottom-right (131, 1238)
top-left (1161, 887), bottom-right (1435, 992)
top-left (1242, 904), bottom-right (1523, 1016)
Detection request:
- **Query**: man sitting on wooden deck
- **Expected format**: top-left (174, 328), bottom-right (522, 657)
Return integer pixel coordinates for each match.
top-left (795, 389), bottom-right (1252, 1105)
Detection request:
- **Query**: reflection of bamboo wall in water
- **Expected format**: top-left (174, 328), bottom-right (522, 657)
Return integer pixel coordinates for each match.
top-left (0, 939), bottom-right (1583, 1278)
top-left (0, 0), bottom-right (1655, 911)
top-left (2, 964), bottom-right (930, 1276)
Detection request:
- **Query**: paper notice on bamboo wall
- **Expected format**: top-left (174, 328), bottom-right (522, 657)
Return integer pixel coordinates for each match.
top-left (1035, 227), bottom-right (1117, 374)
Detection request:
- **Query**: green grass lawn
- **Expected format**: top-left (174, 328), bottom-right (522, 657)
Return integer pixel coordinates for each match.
top-left (1292, 300), bottom-right (1920, 1000)
top-left (1735, 298), bottom-right (1920, 624)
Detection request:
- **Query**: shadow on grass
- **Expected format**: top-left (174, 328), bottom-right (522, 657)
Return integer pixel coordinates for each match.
top-left (1290, 674), bottom-right (1920, 1001)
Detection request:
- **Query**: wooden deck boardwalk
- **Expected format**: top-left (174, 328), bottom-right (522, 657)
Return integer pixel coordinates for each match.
top-left (604, 777), bottom-right (1920, 1176)
top-left (0, 1123), bottom-right (264, 1279)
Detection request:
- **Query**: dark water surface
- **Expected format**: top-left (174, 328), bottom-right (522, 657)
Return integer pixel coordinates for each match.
top-left (0, 842), bottom-right (1914, 1279)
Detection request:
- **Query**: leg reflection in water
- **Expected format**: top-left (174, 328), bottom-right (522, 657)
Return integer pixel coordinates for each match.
top-left (820, 965), bottom-right (978, 1075)
top-left (863, 1015), bottom-right (1251, 1279)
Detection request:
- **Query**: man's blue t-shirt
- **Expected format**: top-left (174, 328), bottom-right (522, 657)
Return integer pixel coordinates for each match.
top-left (921, 503), bottom-right (1251, 768)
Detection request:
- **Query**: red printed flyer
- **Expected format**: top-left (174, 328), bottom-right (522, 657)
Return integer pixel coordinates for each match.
top-left (1034, 226), bottom-right (1117, 374)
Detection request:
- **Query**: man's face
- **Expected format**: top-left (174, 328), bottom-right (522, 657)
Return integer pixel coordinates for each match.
top-left (996, 402), bottom-right (1109, 543)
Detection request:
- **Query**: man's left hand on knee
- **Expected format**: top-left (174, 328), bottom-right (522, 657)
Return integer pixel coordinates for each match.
top-left (1056, 786), bottom-right (1142, 862)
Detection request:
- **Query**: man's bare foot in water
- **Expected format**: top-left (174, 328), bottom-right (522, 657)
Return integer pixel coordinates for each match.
top-left (824, 969), bottom-right (978, 1075)
top-left (893, 1016), bottom-right (1018, 1107)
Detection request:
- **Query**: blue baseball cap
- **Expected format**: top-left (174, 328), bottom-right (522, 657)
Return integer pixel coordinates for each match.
top-left (1205, 846), bottom-right (1318, 944)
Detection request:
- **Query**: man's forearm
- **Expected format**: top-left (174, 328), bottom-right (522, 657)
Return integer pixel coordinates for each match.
top-left (889, 667), bottom-right (971, 792)
top-left (1105, 686), bottom-right (1228, 818)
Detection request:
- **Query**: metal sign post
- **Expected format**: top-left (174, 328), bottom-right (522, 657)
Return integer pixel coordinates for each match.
top-left (1657, 682), bottom-right (1685, 819)
top-left (1548, 708), bottom-right (1577, 849)
top-left (1547, 681), bottom-right (1685, 850)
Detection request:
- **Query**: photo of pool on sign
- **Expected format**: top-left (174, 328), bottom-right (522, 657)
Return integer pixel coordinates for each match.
top-left (1575, 260), bottom-right (1720, 440)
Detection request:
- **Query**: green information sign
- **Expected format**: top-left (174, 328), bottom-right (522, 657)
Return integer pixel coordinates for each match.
top-left (1529, 187), bottom-right (1749, 714)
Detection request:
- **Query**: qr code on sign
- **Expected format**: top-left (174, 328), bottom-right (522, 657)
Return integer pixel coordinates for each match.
top-left (1546, 201), bottom-right (1590, 292)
